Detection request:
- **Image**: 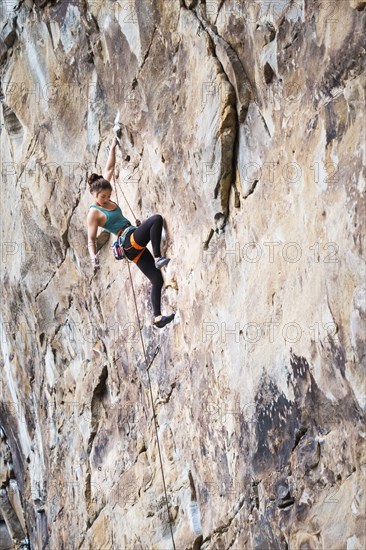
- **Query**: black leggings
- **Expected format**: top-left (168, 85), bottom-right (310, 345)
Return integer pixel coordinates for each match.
top-left (123, 215), bottom-right (164, 317)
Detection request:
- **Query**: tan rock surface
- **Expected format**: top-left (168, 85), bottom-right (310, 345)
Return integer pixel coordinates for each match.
top-left (0, 0), bottom-right (365, 548)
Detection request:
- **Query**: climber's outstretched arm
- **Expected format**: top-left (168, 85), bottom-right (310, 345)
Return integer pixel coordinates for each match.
top-left (87, 212), bottom-right (99, 264)
top-left (103, 137), bottom-right (118, 182)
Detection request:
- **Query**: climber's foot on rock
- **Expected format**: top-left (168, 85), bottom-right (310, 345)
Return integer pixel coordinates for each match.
top-left (153, 314), bottom-right (175, 329)
top-left (154, 257), bottom-right (170, 269)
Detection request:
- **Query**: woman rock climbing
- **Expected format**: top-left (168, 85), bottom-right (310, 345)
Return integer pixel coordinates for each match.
top-left (86, 137), bottom-right (175, 329)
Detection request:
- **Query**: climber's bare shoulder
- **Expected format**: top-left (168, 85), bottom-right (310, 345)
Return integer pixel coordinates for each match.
top-left (87, 208), bottom-right (105, 231)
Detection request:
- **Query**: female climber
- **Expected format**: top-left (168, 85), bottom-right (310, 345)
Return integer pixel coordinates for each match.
top-left (86, 137), bottom-right (175, 329)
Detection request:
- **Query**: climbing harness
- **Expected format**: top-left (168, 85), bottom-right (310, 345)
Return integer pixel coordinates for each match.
top-left (122, 231), bottom-right (146, 263)
top-left (110, 167), bottom-right (145, 263)
top-left (111, 228), bottom-right (146, 263)
top-left (111, 225), bottom-right (135, 261)
top-left (110, 135), bottom-right (176, 548)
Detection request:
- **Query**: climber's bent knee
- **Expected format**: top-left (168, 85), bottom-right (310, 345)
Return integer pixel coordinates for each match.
top-left (150, 214), bottom-right (163, 224)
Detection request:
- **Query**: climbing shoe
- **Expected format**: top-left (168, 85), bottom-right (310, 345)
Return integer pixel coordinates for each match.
top-left (153, 314), bottom-right (175, 329)
top-left (154, 257), bottom-right (170, 269)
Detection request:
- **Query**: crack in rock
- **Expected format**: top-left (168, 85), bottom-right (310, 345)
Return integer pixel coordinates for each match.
top-left (243, 179), bottom-right (258, 199)
top-left (0, 426), bottom-right (30, 547)
top-left (182, 2), bottom-right (253, 222)
top-left (136, 24), bottom-right (158, 79)
top-left (202, 494), bottom-right (245, 544)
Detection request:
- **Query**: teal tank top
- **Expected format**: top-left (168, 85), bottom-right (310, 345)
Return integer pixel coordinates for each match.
top-left (89, 202), bottom-right (131, 236)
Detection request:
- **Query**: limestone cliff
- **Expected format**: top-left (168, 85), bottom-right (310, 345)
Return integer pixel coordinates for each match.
top-left (0, 0), bottom-right (365, 549)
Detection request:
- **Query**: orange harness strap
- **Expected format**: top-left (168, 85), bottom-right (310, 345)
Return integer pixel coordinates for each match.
top-left (128, 232), bottom-right (146, 263)
top-left (130, 233), bottom-right (144, 250)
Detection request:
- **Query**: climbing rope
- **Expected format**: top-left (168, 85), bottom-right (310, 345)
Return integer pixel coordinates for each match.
top-left (115, 175), bottom-right (138, 223)
top-left (126, 260), bottom-right (176, 549)
top-left (111, 137), bottom-right (139, 224)
top-left (113, 171), bottom-right (138, 222)
top-left (111, 169), bottom-right (176, 548)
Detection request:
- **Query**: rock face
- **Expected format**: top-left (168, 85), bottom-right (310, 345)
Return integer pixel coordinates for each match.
top-left (0, 0), bottom-right (365, 548)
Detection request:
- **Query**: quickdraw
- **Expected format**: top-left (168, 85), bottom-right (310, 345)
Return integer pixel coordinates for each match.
top-left (111, 235), bottom-right (126, 261)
